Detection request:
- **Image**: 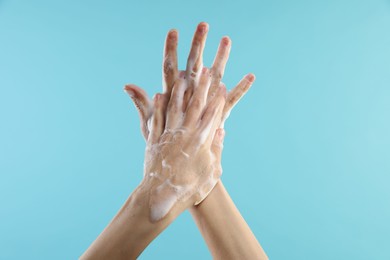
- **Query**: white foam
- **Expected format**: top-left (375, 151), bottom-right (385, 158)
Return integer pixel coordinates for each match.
top-left (181, 150), bottom-right (189, 158)
top-left (177, 111), bottom-right (185, 126)
top-left (148, 156), bottom-right (221, 221)
top-left (162, 159), bottom-right (171, 171)
top-left (150, 183), bottom-right (177, 222)
top-left (198, 118), bottom-right (213, 145)
top-left (187, 58), bottom-right (203, 86)
top-left (149, 178), bottom-right (193, 222)
top-left (143, 144), bottom-right (159, 176)
top-left (145, 69), bottom-right (226, 221)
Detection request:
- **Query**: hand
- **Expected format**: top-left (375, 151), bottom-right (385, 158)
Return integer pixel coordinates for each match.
top-left (142, 69), bottom-right (226, 222)
top-left (80, 72), bottom-right (226, 258)
top-left (81, 23), bottom-right (266, 260)
top-left (124, 22), bottom-right (255, 140)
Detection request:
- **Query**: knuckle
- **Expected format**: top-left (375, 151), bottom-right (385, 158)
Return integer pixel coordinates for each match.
top-left (160, 130), bottom-right (172, 143)
top-left (230, 95), bottom-right (239, 105)
top-left (192, 62), bottom-right (200, 74)
top-left (214, 71), bottom-right (222, 82)
top-left (163, 59), bottom-right (173, 76)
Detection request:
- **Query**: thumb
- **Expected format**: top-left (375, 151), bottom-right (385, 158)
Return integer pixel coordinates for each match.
top-left (211, 128), bottom-right (225, 160)
top-left (124, 84), bottom-right (153, 140)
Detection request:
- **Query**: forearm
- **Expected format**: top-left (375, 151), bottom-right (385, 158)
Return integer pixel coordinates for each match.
top-left (80, 180), bottom-right (183, 260)
top-left (190, 181), bottom-right (268, 260)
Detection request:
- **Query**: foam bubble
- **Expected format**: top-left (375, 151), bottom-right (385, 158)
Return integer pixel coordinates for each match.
top-left (198, 119), bottom-right (213, 145)
top-left (150, 185), bottom-right (177, 222)
top-left (181, 150), bottom-right (189, 158)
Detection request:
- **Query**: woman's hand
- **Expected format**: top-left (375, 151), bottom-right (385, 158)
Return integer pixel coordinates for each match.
top-left (142, 69), bottom-right (226, 222)
top-left (80, 67), bottom-right (227, 260)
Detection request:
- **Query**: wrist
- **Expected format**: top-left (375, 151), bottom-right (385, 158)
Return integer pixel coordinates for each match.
top-left (136, 176), bottom-right (192, 223)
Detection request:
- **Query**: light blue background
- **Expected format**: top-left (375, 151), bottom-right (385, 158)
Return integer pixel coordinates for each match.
top-left (1, 0), bottom-right (389, 259)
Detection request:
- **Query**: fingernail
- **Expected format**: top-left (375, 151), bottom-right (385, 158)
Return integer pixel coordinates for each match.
top-left (221, 36), bottom-right (231, 46)
top-left (198, 23), bottom-right (208, 34)
top-left (168, 29), bottom-right (178, 40)
top-left (246, 73), bottom-right (256, 83)
top-left (126, 88), bottom-right (135, 97)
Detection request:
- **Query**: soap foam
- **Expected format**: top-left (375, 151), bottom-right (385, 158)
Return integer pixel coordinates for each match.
top-left (145, 70), bottom-right (224, 222)
top-left (150, 176), bottom-right (194, 222)
top-left (147, 151), bottom-right (221, 221)
top-left (187, 58), bottom-right (203, 86)
top-left (181, 150), bottom-right (190, 158)
top-left (150, 183), bottom-right (178, 222)
top-left (162, 159), bottom-right (171, 171)
top-left (198, 118), bottom-right (213, 145)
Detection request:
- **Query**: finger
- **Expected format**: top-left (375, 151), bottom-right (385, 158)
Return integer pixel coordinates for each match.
top-left (162, 29), bottom-right (179, 94)
top-left (165, 73), bottom-right (187, 129)
top-left (197, 85), bottom-right (226, 146)
top-left (221, 73), bottom-right (255, 127)
top-left (148, 93), bottom-right (166, 145)
top-left (186, 22), bottom-right (209, 88)
top-left (182, 81), bottom-right (193, 113)
top-left (210, 128), bottom-right (225, 160)
top-left (182, 67), bottom-right (211, 128)
top-left (124, 84), bottom-right (153, 140)
top-left (207, 36), bottom-right (231, 101)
